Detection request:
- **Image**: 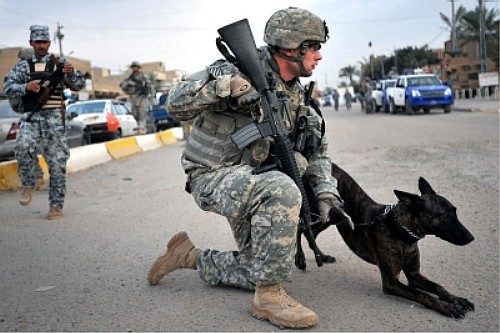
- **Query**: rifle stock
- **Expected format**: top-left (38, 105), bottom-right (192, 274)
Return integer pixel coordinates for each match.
top-left (218, 19), bottom-right (324, 268)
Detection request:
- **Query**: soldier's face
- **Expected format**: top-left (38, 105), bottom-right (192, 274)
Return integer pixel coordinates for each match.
top-left (282, 46), bottom-right (322, 78)
top-left (300, 45), bottom-right (323, 77)
top-left (30, 40), bottom-right (51, 57)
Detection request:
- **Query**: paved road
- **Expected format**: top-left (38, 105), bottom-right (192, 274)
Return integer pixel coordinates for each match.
top-left (0, 104), bottom-right (498, 332)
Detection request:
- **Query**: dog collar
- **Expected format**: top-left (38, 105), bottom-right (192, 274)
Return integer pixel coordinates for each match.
top-left (385, 205), bottom-right (423, 244)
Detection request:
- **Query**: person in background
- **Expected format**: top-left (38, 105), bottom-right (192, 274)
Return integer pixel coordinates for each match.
top-left (3, 24), bottom-right (85, 220)
top-left (119, 61), bottom-right (154, 135)
top-left (332, 89), bottom-right (339, 111)
top-left (344, 89), bottom-right (352, 110)
top-left (147, 7), bottom-right (352, 329)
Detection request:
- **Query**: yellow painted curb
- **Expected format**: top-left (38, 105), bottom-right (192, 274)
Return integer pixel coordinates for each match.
top-left (105, 137), bottom-right (143, 160)
top-left (0, 160), bottom-right (20, 190)
top-left (0, 156), bottom-right (48, 191)
top-left (157, 130), bottom-right (176, 145)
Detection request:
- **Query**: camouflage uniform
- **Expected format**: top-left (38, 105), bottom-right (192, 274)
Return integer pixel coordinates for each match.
top-left (119, 63), bottom-right (153, 132)
top-left (168, 46), bottom-right (338, 290)
top-left (3, 25), bottom-right (85, 211)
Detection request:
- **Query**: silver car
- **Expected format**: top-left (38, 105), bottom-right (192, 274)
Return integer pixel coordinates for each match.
top-left (0, 99), bottom-right (88, 161)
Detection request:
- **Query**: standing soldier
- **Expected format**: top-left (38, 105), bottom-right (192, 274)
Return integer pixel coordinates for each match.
top-left (120, 61), bottom-right (153, 135)
top-left (3, 25), bottom-right (86, 220)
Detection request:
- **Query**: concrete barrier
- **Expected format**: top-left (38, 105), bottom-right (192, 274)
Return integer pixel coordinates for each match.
top-left (136, 133), bottom-right (163, 152)
top-left (0, 156), bottom-right (48, 191)
top-left (105, 137), bottom-right (142, 160)
top-left (0, 130), bottom-right (179, 191)
top-left (158, 130), bottom-right (177, 145)
top-left (67, 143), bottom-right (112, 173)
top-left (0, 161), bottom-right (20, 191)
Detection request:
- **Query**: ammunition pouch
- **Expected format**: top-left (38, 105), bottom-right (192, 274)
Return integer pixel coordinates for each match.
top-left (293, 115), bottom-right (321, 158)
top-left (22, 72), bottom-right (56, 112)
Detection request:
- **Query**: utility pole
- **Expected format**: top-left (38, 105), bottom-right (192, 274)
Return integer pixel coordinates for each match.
top-left (478, 0), bottom-right (488, 73)
top-left (54, 22), bottom-right (64, 56)
top-left (447, 0), bottom-right (458, 54)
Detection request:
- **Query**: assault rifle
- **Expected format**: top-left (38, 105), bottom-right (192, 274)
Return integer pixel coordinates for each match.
top-left (26, 55), bottom-right (66, 124)
top-left (127, 74), bottom-right (149, 96)
top-left (217, 19), bottom-right (323, 269)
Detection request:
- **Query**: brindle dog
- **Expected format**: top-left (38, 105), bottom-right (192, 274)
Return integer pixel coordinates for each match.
top-left (298, 162), bottom-right (475, 318)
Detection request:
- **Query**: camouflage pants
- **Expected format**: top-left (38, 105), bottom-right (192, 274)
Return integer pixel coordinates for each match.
top-left (15, 110), bottom-right (70, 208)
top-left (189, 165), bottom-right (301, 291)
top-left (130, 95), bottom-right (149, 129)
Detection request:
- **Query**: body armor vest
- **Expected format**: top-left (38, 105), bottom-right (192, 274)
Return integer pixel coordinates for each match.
top-left (183, 110), bottom-right (255, 168)
top-left (22, 58), bottom-right (64, 111)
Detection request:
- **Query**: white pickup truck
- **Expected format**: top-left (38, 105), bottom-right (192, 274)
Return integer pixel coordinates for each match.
top-left (388, 74), bottom-right (454, 115)
top-left (372, 79), bottom-right (397, 113)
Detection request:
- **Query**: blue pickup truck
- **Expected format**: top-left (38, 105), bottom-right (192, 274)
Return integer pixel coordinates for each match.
top-left (147, 105), bottom-right (181, 133)
top-left (389, 74), bottom-right (454, 115)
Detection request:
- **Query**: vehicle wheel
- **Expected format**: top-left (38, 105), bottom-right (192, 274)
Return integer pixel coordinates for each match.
top-left (405, 99), bottom-right (413, 115)
top-left (375, 105), bottom-right (381, 112)
top-left (112, 130), bottom-right (122, 140)
top-left (84, 129), bottom-right (92, 144)
top-left (389, 99), bottom-right (396, 114)
top-left (365, 100), bottom-right (373, 114)
top-left (423, 107), bottom-right (430, 114)
top-left (444, 105), bottom-right (451, 113)
top-left (82, 132), bottom-right (90, 146)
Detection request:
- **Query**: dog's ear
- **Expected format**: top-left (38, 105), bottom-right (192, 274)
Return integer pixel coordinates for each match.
top-left (418, 177), bottom-right (436, 195)
top-left (394, 190), bottom-right (424, 209)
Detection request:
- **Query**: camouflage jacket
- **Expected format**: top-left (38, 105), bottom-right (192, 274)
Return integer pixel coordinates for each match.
top-left (168, 46), bottom-right (337, 198)
top-left (3, 53), bottom-right (86, 111)
top-left (119, 72), bottom-right (153, 97)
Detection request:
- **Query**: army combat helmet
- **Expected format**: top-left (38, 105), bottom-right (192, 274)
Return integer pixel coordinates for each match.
top-left (264, 7), bottom-right (329, 76)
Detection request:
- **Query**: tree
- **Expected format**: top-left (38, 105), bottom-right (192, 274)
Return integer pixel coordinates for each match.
top-left (458, 4), bottom-right (499, 69)
top-left (440, 4), bottom-right (467, 54)
top-left (338, 65), bottom-right (359, 85)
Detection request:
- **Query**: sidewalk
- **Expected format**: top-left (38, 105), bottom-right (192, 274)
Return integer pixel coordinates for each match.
top-left (452, 97), bottom-right (499, 112)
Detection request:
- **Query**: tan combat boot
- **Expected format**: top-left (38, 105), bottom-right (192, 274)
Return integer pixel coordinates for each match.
top-left (19, 187), bottom-right (34, 206)
top-left (252, 284), bottom-right (319, 329)
top-left (47, 207), bottom-right (63, 220)
top-left (147, 231), bottom-right (201, 285)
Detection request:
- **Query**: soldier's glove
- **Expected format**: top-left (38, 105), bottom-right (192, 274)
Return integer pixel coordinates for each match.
top-left (317, 193), bottom-right (354, 230)
top-left (230, 75), bottom-right (260, 107)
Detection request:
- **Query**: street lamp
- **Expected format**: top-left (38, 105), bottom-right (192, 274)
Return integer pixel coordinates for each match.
top-left (368, 41), bottom-right (374, 78)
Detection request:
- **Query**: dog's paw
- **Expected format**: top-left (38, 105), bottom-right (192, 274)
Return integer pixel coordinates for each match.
top-left (294, 253), bottom-right (307, 271)
top-left (453, 297), bottom-right (475, 313)
top-left (438, 300), bottom-right (470, 319)
top-left (321, 254), bottom-right (336, 264)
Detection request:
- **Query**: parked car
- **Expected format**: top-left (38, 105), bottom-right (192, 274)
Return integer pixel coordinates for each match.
top-left (148, 105), bottom-right (181, 132)
top-left (0, 99), bottom-right (88, 161)
top-left (66, 99), bottom-right (138, 142)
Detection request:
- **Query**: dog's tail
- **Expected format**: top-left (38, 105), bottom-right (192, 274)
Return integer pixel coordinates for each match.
top-left (331, 162), bottom-right (377, 211)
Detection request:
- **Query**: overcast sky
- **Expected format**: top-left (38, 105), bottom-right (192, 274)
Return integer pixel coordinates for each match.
top-left (1, 0), bottom-right (497, 89)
